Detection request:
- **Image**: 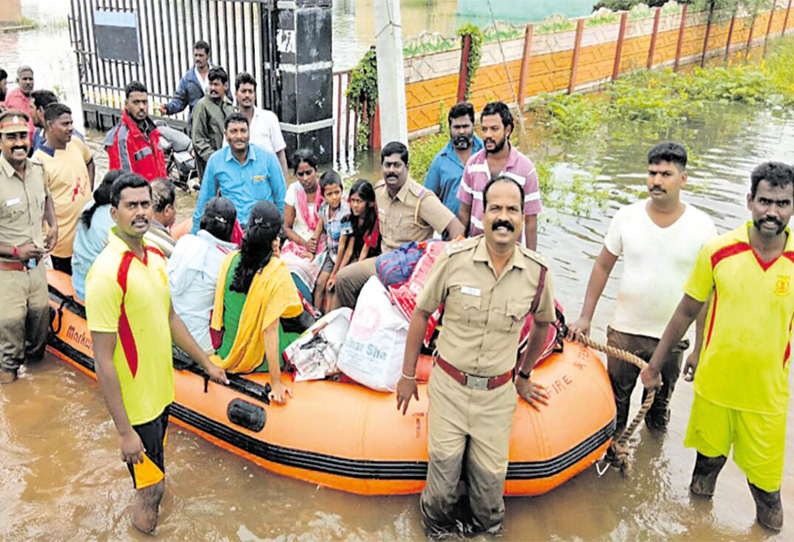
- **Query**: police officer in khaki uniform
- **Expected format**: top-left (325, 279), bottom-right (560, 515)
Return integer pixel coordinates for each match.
top-left (397, 175), bottom-right (555, 536)
top-left (331, 141), bottom-right (465, 309)
top-left (0, 110), bottom-right (58, 384)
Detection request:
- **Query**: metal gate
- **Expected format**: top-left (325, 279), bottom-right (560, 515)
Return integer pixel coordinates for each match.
top-left (68, 0), bottom-right (278, 131)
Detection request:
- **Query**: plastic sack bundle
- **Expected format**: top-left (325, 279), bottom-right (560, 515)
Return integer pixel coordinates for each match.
top-left (387, 240), bottom-right (445, 345)
top-left (284, 308), bottom-right (353, 382)
top-left (337, 277), bottom-right (409, 392)
top-left (375, 240), bottom-right (440, 288)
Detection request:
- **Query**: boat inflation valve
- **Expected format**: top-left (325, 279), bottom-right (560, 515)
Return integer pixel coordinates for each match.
top-left (227, 399), bottom-right (266, 432)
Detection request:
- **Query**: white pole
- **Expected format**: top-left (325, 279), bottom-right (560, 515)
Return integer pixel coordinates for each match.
top-left (373, 0), bottom-right (408, 145)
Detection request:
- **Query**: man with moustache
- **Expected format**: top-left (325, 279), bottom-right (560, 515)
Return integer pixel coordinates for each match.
top-left (86, 173), bottom-right (227, 533)
top-left (192, 112), bottom-right (285, 233)
top-left (2, 67), bottom-right (35, 140)
top-left (0, 110), bottom-right (58, 384)
top-left (457, 101), bottom-right (541, 250)
top-left (105, 81), bottom-right (168, 182)
top-left (232, 72), bottom-right (289, 181)
top-left (569, 142), bottom-right (716, 438)
top-left (32, 103), bottom-right (95, 274)
top-left (641, 162), bottom-right (794, 531)
top-left (191, 66), bottom-right (235, 181)
top-left (159, 40), bottom-right (230, 129)
top-left (397, 175), bottom-right (555, 536)
top-left (331, 141), bottom-right (465, 309)
top-left (424, 102), bottom-right (483, 216)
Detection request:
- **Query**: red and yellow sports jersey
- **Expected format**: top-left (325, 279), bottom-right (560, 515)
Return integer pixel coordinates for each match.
top-left (85, 228), bottom-right (174, 425)
top-left (685, 221), bottom-right (794, 414)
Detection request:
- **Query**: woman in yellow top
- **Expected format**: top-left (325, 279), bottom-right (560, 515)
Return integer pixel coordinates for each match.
top-left (210, 201), bottom-right (303, 403)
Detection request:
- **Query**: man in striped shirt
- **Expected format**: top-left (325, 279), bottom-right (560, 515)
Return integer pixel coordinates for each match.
top-left (456, 102), bottom-right (541, 250)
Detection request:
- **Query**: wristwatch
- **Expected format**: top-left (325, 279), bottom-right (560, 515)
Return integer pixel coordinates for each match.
top-left (518, 369), bottom-right (533, 380)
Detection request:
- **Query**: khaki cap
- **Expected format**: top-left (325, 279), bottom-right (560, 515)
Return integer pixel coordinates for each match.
top-left (0, 110), bottom-right (30, 134)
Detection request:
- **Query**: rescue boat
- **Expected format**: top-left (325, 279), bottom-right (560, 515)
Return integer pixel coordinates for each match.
top-left (46, 269), bottom-right (616, 496)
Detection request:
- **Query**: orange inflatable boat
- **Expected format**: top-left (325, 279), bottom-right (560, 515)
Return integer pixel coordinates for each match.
top-left (46, 269), bottom-right (616, 496)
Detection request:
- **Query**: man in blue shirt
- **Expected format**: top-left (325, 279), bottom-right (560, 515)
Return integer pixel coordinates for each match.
top-left (192, 112), bottom-right (286, 233)
top-left (424, 102), bottom-right (483, 216)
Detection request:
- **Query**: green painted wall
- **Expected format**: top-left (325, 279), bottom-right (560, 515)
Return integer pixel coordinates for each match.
top-left (456, 0), bottom-right (594, 25)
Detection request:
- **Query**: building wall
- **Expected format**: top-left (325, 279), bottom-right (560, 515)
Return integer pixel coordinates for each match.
top-left (401, 1), bottom-right (794, 134)
top-left (1, 0), bottom-right (23, 24)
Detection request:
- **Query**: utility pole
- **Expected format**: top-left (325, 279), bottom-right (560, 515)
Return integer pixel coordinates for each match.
top-left (373, 0), bottom-right (408, 145)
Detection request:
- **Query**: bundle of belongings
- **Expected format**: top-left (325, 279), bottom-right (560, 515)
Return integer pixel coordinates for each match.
top-left (285, 240), bottom-right (566, 393)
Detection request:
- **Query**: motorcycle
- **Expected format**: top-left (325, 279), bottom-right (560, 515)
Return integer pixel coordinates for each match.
top-left (156, 121), bottom-right (200, 192)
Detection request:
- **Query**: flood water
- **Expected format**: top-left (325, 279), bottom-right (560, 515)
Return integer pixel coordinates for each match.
top-left (3, 2), bottom-right (794, 541)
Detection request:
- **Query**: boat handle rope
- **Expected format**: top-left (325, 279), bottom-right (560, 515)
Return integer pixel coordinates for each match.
top-left (573, 334), bottom-right (658, 477)
top-left (50, 297), bottom-right (73, 336)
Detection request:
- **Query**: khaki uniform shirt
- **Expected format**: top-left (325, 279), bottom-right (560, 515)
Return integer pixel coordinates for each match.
top-left (417, 236), bottom-right (555, 376)
top-left (375, 177), bottom-right (454, 252)
top-left (0, 156), bottom-right (49, 262)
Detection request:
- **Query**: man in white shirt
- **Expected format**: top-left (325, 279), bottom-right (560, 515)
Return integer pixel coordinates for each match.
top-left (568, 142), bottom-right (717, 437)
top-left (232, 72), bottom-right (288, 182)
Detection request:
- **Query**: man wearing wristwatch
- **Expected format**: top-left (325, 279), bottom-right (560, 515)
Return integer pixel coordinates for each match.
top-left (396, 175), bottom-right (555, 537)
top-left (0, 109), bottom-right (58, 384)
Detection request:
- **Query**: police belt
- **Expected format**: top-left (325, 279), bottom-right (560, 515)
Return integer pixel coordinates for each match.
top-left (435, 356), bottom-right (514, 391)
top-left (0, 261), bottom-right (27, 271)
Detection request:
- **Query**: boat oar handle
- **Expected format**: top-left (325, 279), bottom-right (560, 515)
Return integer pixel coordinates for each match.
top-left (173, 349), bottom-right (273, 405)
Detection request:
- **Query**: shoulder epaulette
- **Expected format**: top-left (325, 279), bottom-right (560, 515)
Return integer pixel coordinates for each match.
top-left (518, 245), bottom-right (548, 268)
top-left (444, 236), bottom-right (479, 255)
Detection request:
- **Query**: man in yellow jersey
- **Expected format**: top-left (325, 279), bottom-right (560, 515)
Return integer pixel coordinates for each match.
top-left (85, 173), bottom-right (227, 534)
top-left (641, 162), bottom-right (794, 531)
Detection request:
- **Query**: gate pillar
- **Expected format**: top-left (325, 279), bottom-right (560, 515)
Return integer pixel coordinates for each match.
top-left (275, 0), bottom-right (334, 165)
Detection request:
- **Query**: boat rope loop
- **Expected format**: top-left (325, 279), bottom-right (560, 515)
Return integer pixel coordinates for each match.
top-left (574, 334), bottom-right (658, 477)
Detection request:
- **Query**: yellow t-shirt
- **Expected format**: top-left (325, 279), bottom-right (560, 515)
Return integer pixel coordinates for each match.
top-left (33, 138), bottom-right (93, 258)
top-left (85, 228), bottom-right (174, 425)
top-left (685, 222), bottom-right (794, 414)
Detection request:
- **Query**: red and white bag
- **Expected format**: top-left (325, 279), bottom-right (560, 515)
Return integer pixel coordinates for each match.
top-left (337, 277), bottom-right (409, 392)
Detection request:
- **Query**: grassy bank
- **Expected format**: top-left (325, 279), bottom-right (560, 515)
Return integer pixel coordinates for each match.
top-left (407, 38), bottom-right (794, 218)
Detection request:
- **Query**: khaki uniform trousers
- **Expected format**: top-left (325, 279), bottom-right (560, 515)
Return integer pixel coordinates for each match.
top-left (421, 366), bottom-right (517, 535)
top-left (0, 264), bottom-right (49, 372)
top-left (334, 257), bottom-right (377, 309)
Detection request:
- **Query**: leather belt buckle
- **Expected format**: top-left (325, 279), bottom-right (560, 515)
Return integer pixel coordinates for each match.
top-left (465, 374), bottom-right (490, 391)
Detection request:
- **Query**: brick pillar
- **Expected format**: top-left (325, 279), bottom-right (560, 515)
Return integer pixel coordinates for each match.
top-left (0, 0), bottom-right (22, 24)
top-left (276, 0), bottom-right (334, 165)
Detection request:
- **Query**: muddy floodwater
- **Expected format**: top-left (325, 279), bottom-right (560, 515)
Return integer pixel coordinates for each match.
top-left (3, 2), bottom-right (794, 541)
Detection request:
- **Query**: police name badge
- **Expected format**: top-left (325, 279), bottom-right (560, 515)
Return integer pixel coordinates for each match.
top-left (461, 286), bottom-right (481, 297)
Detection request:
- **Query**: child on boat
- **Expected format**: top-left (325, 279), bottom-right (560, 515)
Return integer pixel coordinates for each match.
top-left (310, 171), bottom-right (349, 312)
top-left (325, 179), bottom-right (381, 309)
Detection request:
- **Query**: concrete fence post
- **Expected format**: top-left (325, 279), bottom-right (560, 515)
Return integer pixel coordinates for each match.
top-left (374, 0), bottom-right (408, 145)
top-left (517, 25), bottom-right (534, 108)
top-left (725, 13), bottom-right (737, 64)
top-left (612, 12), bottom-right (628, 81)
top-left (456, 33), bottom-right (472, 103)
top-left (568, 18), bottom-right (585, 94)
top-left (674, 4), bottom-right (688, 71)
top-left (701, 1), bottom-right (717, 68)
top-left (764, 1), bottom-right (777, 57)
top-left (647, 8), bottom-right (662, 69)
top-left (745, 11), bottom-right (757, 60)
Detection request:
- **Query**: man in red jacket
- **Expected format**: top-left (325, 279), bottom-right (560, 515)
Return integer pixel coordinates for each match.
top-left (105, 82), bottom-right (167, 182)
